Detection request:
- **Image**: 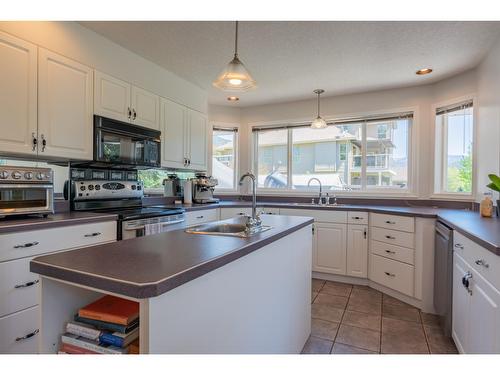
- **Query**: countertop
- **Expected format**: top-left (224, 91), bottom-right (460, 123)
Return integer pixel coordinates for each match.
top-left (30, 215), bottom-right (314, 299)
top-left (0, 211), bottom-right (118, 234)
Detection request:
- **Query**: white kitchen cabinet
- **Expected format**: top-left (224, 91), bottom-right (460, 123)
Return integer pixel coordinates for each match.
top-left (313, 223), bottom-right (347, 275)
top-left (94, 70), bottom-right (160, 130)
top-left (369, 253), bottom-right (414, 296)
top-left (160, 97), bottom-right (208, 171)
top-left (184, 209), bottom-right (219, 226)
top-left (220, 207), bottom-right (252, 220)
top-left (38, 48), bottom-right (93, 160)
top-left (0, 306), bottom-right (40, 354)
top-left (452, 252), bottom-right (469, 353)
top-left (0, 31), bottom-right (38, 156)
top-left (346, 224), bottom-right (368, 278)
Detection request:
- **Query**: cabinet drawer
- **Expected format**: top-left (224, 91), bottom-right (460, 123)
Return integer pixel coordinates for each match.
top-left (219, 207), bottom-right (252, 220)
top-left (0, 221), bottom-right (116, 262)
top-left (370, 239), bottom-right (414, 265)
top-left (348, 211), bottom-right (368, 225)
top-left (0, 257), bottom-right (40, 318)
top-left (455, 231), bottom-right (500, 291)
top-left (185, 209), bottom-right (219, 226)
top-left (371, 213), bottom-right (414, 233)
top-left (279, 208), bottom-right (347, 223)
top-left (371, 227), bottom-right (414, 249)
top-left (0, 306), bottom-right (40, 354)
top-left (369, 254), bottom-right (414, 296)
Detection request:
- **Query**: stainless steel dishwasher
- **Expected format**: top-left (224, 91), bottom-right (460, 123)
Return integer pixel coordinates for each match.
top-left (434, 221), bottom-right (454, 337)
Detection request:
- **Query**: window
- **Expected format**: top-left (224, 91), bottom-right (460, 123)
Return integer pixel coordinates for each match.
top-left (434, 100), bottom-right (474, 195)
top-left (138, 170), bottom-right (195, 190)
top-left (252, 112), bottom-right (413, 192)
top-left (212, 127), bottom-right (238, 190)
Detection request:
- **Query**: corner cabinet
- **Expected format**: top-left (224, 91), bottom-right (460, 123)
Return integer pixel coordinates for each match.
top-left (160, 97), bottom-right (207, 171)
top-left (0, 31), bottom-right (38, 156)
top-left (38, 48), bottom-right (93, 160)
top-left (94, 71), bottom-right (160, 130)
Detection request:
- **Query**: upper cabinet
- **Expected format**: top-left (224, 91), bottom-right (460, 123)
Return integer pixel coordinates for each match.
top-left (160, 97), bottom-right (208, 171)
top-left (38, 49), bottom-right (93, 160)
top-left (0, 31), bottom-right (38, 156)
top-left (94, 71), bottom-right (160, 130)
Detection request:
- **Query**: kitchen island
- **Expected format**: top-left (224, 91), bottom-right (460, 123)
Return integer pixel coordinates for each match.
top-left (30, 215), bottom-right (313, 354)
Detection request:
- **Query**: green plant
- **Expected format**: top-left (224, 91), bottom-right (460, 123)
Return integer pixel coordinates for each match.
top-left (487, 174), bottom-right (500, 193)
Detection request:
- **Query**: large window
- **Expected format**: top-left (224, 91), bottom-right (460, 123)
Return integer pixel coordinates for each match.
top-left (434, 100), bottom-right (474, 195)
top-left (252, 112), bottom-right (412, 192)
top-left (212, 127), bottom-right (238, 190)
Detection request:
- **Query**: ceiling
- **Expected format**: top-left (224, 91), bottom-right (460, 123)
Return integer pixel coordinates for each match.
top-left (80, 21), bottom-right (500, 107)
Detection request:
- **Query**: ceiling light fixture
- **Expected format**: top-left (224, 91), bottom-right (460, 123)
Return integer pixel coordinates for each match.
top-left (416, 68), bottom-right (433, 75)
top-left (213, 21), bottom-right (257, 92)
top-left (311, 89), bottom-right (327, 129)
top-left (227, 96), bottom-right (240, 102)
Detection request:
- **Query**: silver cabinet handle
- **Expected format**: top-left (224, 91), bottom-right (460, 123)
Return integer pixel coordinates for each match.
top-left (40, 134), bottom-right (46, 152)
top-left (13, 241), bottom-right (39, 249)
top-left (384, 271), bottom-right (396, 277)
top-left (455, 243), bottom-right (464, 249)
top-left (462, 271), bottom-right (473, 295)
top-left (475, 259), bottom-right (489, 268)
top-left (14, 279), bottom-right (39, 289)
top-left (196, 216), bottom-right (204, 219)
top-left (132, 109), bottom-right (137, 120)
top-left (15, 329), bottom-right (39, 342)
top-left (385, 250), bottom-right (396, 255)
top-left (31, 132), bottom-right (37, 152)
top-left (363, 229), bottom-right (367, 239)
top-left (84, 232), bottom-right (101, 237)
top-left (127, 107), bottom-right (132, 119)
top-left (352, 216), bottom-right (362, 220)
top-left (385, 235), bottom-right (396, 240)
top-left (385, 220), bottom-right (396, 224)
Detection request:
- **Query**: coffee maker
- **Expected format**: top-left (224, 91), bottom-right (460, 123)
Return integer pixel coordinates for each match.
top-left (191, 173), bottom-right (219, 204)
top-left (162, 174), bottom-right (183, 197)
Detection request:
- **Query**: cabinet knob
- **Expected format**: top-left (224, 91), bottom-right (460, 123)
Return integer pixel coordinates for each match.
top-left (454, 243), bottom-right (464, 250)
top-left (384, 271), bottom-right (396, 277)
top-left (128, 107), bottom-right (132, 119)
top-left (40, 134), bottom-right (46, 152)
top-left (84, 232), bottom-right (101, 238)
top-left (462, 271), bottom-right (473, 295)
top-left (32, 132), bottom-right (37, 152)
top-left (196, 216), bottom-right (204, 219)
top-left (14, 280), bottom-right (39, 289)
top-left (132, 109), bottom-right (137, 120)
top-left (13, 241), bottom-right (39, 249)
top-left (385, 249), bottom-right (396, 255)
top-left (385, 220), bottom-right (396, 224)
top-left (475, 259), bottom-right (489, 268)
top-left (385, 235), bottom-right (396, 240)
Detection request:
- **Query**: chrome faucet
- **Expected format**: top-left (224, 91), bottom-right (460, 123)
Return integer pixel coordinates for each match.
top-left (239, 172), bottom-right (262, 231)
top-left (307, 177), bottom-right (324, 205)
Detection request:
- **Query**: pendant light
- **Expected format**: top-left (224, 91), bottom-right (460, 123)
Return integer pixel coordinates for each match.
top-left (311, 89), bottom-right (327, 129)
top-left (213, 21), bottom-right (257, 92)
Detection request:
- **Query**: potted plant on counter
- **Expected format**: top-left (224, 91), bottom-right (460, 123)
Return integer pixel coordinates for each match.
top-left (487, 174), bottom-right (500, 216)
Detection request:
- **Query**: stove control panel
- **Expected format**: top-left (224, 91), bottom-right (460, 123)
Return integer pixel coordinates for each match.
top-left (73, 180), bottom-right (143, 200)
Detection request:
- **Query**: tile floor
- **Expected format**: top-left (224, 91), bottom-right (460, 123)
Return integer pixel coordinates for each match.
top-left (301, 279), bottom-right (458, 354)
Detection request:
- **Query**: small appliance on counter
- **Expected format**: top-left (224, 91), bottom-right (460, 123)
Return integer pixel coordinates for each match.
top-left (191, 173), bottom-right (219, 204)
top-left (0, 166), bottom-right (54, 218)
top-left (162, 174), bottom-right (184, 197)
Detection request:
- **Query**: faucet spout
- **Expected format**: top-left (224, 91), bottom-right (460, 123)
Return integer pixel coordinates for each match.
top-left (239, 172), bottom-right (261, 230)
top-left (307, 177), bottom-right (323, 205)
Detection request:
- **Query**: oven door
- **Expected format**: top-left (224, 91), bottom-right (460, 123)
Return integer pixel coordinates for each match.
top-left (0, 184), bottom-right (54, 216)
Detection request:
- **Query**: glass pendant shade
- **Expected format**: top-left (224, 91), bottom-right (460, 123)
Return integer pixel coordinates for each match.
top-left (213, 54), bottom-right (257, 92)
top-left (311, 116), bottom-right (327, 129)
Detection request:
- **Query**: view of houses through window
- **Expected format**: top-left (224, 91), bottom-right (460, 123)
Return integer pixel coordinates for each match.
top-left (253, 114), bottom-right (412, 191)
top-left (212, 127), bottom-right (238, 190)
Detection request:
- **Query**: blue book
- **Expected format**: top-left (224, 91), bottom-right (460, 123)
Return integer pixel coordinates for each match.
top-left (74, 314), bottom-right (139, 334)
top-left (99, 327), bottom-right (139, 348)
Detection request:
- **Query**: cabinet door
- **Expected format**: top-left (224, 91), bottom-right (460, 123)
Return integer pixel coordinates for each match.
top-left (452, 252), bottom-right (470, 354)
top-left (160, 98), bottom-right (187, 169)
top-left (38, 49), bottom-right (93, 160)
top-left (94, 71), bottom-right (131, 123)
top-left (313, 223), bottom-right (347, 275)
top-left (468, 268), bottom-right (500, 354)
top-left (0, 31), bottom-right (37, 155)
top-left (131, 86), bottom-right (160, 130)
top-left (346, 224), bottom-right (368, 278)
top-left (187, 109), bottom-right (208, 170)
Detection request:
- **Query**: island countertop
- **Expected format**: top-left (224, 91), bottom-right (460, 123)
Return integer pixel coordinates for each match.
top-left (30, 215), bottom-right (314, 299)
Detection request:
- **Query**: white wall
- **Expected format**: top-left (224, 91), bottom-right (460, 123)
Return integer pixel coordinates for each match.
top-left (476, 37), bottom-right (500, 202)
top-left (0, 21), bottom-right (207, 113)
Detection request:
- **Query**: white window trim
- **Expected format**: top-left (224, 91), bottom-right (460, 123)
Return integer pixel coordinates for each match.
top-left (209, 122), bottom-right (240, 194)
top-left (249, 106), bottom-right (419, 197)
top-left (430, 94), bottom-right (477, 201)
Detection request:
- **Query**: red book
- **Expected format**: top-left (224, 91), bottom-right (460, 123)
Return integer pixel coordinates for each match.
top-left (61, 343), bottom-right (100, 354)
top-left (78, 295), bottom-right (139, 325)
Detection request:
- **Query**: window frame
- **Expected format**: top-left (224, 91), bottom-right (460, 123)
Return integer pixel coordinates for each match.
top-left (250, 107), bottom-right (417, 197)
top-left (431, 95), bottom-right (477, 200)
top-left (210, 123), bottom-right (239, 193)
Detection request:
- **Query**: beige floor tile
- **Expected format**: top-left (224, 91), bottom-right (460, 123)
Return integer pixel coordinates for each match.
top-left (352, 285), bottom-right (382, 295)
top-left (347, 299), bottom-right (382, 316)
top-left (301, 335), bottom-right (333, 354)
top-left (312, 278), bottom-right (326, 293)
top-left (311, 318), bottom-right (339, 341)
top-left (350, 288), bottom-right (383, 303)
top-left (342, 310), bottom-right (382, 331)
top-left (331, 343), bottom-right (378, 354)
top-left (314, 293), bottom-right (349, 309)
top-left (381, 317), bottom-right (429, 354)
top-left (382, 293), bottom-right (414, 308)
top-left (383, 303), bottom-right (421, 323)
top-left (335, 324), bottom-right (381, 352)
top-left (312, 292), bottom-right (318, 303)
top-left (321, 282), bottom-right (352, 297)
top-left (421, 312), bottom-right (441, 327)
top-left (311, 304), bottom-right (344, 323)
top-left (424, 325), bottom-right (458, 354)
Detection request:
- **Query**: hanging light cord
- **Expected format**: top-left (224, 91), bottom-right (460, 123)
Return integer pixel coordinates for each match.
top-left (234, 21), bottom-right (239, 57)
top-left (317, 91), bottom-right (321, 117)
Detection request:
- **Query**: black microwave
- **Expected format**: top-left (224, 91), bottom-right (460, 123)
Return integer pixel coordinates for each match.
top-left (94, 116), bottom-right (161, 168)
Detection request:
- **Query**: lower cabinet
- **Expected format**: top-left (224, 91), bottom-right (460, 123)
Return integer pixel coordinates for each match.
top-left (0, 306), bottom-right (40, 354)
top-left (452, 252), bottom-right (500, 354)
top-left (346, 224), bottom-right (368, 278)
top-left (313, 223), bottom-right (347, 275)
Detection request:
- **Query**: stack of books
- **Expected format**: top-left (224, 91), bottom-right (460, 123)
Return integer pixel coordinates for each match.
top-left (58, 295), bottom-right (140, 354)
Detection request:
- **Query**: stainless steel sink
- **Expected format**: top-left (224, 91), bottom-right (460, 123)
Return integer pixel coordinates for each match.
top-left (290, 202), bottom-right (345, 207)
top-left (185, 222), bottom-right (273, 238)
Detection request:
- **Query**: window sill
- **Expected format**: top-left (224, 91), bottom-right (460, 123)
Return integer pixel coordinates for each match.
top-left (429, 193), bottom-right (475, 202)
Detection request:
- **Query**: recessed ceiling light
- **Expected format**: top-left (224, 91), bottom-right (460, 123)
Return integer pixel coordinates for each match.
top-left (416, 68), bottom-right (433, 75)
top-left (227, 96), bottom-right (239, 102)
